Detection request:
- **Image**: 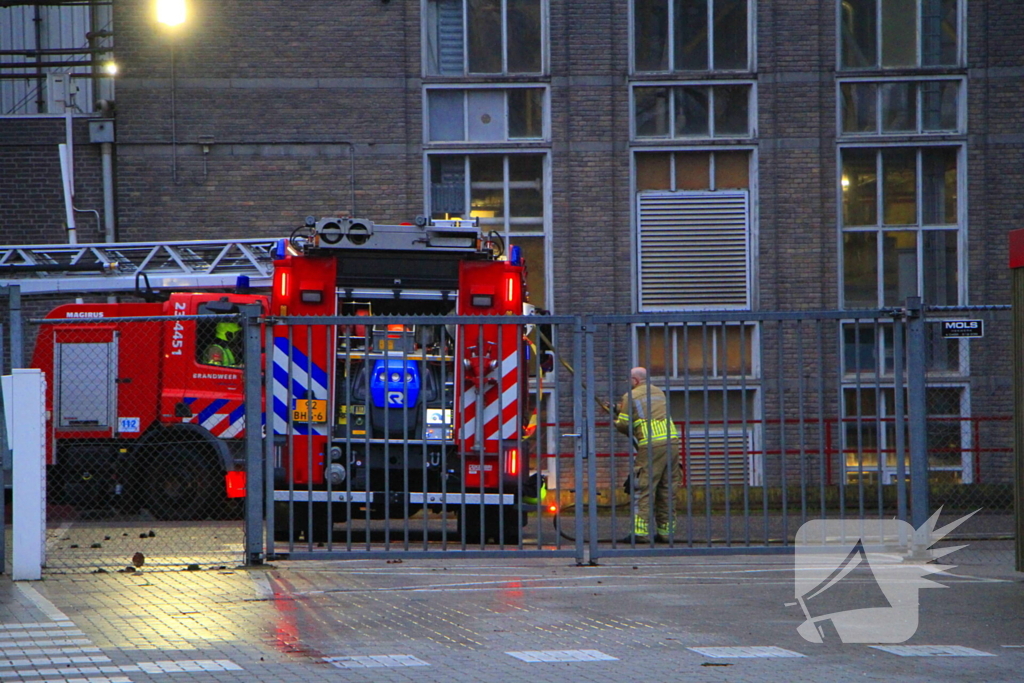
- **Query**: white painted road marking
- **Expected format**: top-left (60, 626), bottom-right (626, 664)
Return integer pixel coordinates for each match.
top-left (688, 646), bottom-right (805, 658)
top-left (0, 632), bottom-right (86, 641)
top-left (0, 656), bottom-right (110, 669)
top-left (324, 655), bottom-right (428, 669)
top-left (137, 660), bottom-right (243, 673)
top-left (0, 660), bottom-right (242, 679)
top-left (871, 645), bottom-right (995, 657)
top-left (0, 648), bottom-right (103, 658)
top-left (13, 587), bottom-right (72, 623)
top-left (0, 641), bottom-right (93, 651)
top-left (0, 625), bottom-right (77, 632)
top-left (506, 650), bottom-right (618, 663)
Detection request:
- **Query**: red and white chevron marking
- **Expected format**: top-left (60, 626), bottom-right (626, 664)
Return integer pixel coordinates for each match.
top-left (460, 350), bottom-right (519, 452)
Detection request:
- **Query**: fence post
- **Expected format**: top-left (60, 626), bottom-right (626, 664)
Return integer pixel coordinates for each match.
top-left (0, 325), bottom-right (5, 574)
top-left (905, 297), bottom-right (929, 534)
top-left (583, 317), bottom-right (599, 565)
top-left (1014, 246), bottom-right (1024, 572)
top-left (572, 316), bottom-right (587, 565)
top-left (242, 306), bottom-right (264, 565)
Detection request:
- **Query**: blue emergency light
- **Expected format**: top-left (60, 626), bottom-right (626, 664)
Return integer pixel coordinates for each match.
top-left (370, 359), bottom-right (421, 409)
top-left (510, 245), bottom-right (523, 266)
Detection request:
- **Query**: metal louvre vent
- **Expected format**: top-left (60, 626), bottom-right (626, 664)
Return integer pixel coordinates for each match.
top-left (685, 430), bottom-right (758, 487)
top-left (637, 192), bottom-right (750, 310)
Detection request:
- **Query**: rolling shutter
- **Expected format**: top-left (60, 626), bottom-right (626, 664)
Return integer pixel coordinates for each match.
top-left (637, 191), bottom-right (750, 310)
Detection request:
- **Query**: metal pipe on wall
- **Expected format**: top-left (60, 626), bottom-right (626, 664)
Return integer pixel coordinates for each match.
top-left (101, 141), bottom-right (115, 242)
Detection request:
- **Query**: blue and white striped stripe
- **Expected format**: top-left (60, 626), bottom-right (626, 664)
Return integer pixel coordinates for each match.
top-left (272, 336), bottom-right (330, 436)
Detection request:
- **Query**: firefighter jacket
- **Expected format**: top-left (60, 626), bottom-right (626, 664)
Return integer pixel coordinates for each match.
top-left (614, 381), bottom-right (679, 448)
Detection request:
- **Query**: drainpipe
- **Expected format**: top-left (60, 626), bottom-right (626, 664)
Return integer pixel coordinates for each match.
top-left (101, 142), bottom-right (114, 242)
top-left (58, 143), bottom-right (78, 245)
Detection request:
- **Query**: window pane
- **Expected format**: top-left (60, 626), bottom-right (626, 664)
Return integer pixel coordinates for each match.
top-left (840, 0), bottom-right (877, 69)
top-left (713, 85), bottom-right (749, 136)
top-left (881, 82), bottom-right (916, 133)
top-left (675, 151), bottom-right (710, 189)
top-left (509, 88), bottom-right (543, 138)
top-left (470, 155), bottom-right (504, 228)
top-left (512, 236), bottom-right (547, 310)
top-left (673, 0), bottom-right (708, 70)
top-left (430, 155), bottom-right (466, 218)
top-left (883, 230), bottom-right (917, 306)
top-left (925, 321), bottom-right (960, 372)
top-left (722, 324), bottom-right (753, 376)
top-left (842, 149), bottom-right (878, 226)
top-left (428, 90), bottom-right (464, 141)
top-left (713, 0), bottom-right (747, 70)
top-left (674, 86), bottom-right (709, 136)
top-left (509, 155), bottom-right (544, 232)
top-left (844, 232), bottom-right (878, 307)
top-left (636, 325), bottom-right (669, 376)
top-left (922, 230), bottom-right (958, 306)
top-left (922, 0), bottom-right (958, 66)
top-left (844, 324), bottom-right (877, 373)
top-left (635, 0), bottom-right (670, 71)
top-left (882, 149), bottom-right (916, 225)
top-left (922, 147), bottom-right (957, 224)
top-left (636, 153), bottom-right (672, 190)
top-left (714, 151), bottom-right (748, 189)
top-left (682, 324), bottom-right (713, 374)
top-left (507, 0), bottom-right (542, 73)
top-left (842, 82), bottom-right (877, 133)
top-left (429, 0), bottom-right (465, 75)
top-left (468, 0), bottom-right (503, 73)
top-left (927, 420), bottom-right (961, 467)
top-left (881, 0), bottom-right (917, 67)
top-left (922, 81), bottom-right (958, 131)
top-left (467, 89), bottom-right (506, 141)
top-left (635, 87), bottom-right (670, 137)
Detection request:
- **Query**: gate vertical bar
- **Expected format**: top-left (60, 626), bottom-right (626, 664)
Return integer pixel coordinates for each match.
top-left (242, 306), bottom-right (264, 565)
top-left (1015, 259), bottom-right (1024, 571)
top-left (893, 314), bottom-right (908, 525)
top-left (264, 322), bottom-right (276, 559)
top-left (0, 325), bottom-right (5, 574)
top-left (905, 297), bottom-right (929, 530)
top-left (577, 317), bottom-right (590, 565)
top-left (9, 286), bottom-right (22, 369)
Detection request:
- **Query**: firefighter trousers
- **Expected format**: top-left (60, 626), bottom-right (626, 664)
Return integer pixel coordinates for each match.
top-left (632, 439), bottom-right (680, 536)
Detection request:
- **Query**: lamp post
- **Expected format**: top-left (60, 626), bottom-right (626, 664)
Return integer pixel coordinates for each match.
top-left (155, 0), bottom-right (187, 183)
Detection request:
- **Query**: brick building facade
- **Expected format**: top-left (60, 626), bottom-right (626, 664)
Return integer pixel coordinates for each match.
top-left (2, 0), bottom-right (1022, 489)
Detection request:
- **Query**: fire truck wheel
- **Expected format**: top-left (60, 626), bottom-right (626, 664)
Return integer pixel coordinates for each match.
top-left (458, 506), bottom-right (521, 545)
top-left (148, 447), bottom-right (221, 521)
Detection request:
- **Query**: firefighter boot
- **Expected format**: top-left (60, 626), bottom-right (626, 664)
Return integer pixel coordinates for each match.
top-left (620, 516), bottom-right (651, 544)
top-left (656, 521), bottom-right (676, 544)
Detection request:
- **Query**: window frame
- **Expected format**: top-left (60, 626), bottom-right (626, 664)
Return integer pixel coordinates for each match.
top-left (630, 146), bottom-right (760, 312)
top-left (629, 0), bottom-right (757, 74)
top-left (422, 0), bottom-right (549, 78)
top-left (422, 84), bottom-right (550, 145)
top-left (836, 76), bottom-right (966, 138)
top-left (835, 0), bottom-right (965, 71)
top-left (423, 150), bottom-right (552, 309)
top-left (837, 143), bottom-right (966, 309)
top-left (630, 80), bottom-right (758, 141)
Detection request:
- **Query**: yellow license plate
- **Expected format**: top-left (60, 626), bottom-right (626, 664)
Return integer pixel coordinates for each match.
top-left (292, 399), bottom-right (328, 423)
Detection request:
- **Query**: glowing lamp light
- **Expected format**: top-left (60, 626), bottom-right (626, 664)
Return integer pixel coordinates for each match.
top-left (841, 175), bottom-right (851, 190)
top-left (156, 0), bottom-right (187, 26)
top-left (102, 61), bottom-right (118, 76)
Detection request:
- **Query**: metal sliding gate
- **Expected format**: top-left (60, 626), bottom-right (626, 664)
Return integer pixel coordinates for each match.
top-left (253, 303), bottom-right (1013, 565)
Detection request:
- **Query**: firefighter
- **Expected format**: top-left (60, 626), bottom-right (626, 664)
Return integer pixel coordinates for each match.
top-left (202, 321), bottom-right (242, 367)
top-left (612, 367), bottom-right (680, 542)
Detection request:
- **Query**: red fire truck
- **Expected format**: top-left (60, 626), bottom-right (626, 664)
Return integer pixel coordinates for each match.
top-left (23, 217), bottom-right (539, 542)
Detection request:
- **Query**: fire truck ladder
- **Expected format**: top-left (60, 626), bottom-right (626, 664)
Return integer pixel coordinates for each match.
top-left (0, 238), bottom-right (278, 295)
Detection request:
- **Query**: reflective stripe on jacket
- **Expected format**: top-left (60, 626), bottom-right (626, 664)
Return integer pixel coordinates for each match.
top-left (614, 381), bottom-right (679, 447)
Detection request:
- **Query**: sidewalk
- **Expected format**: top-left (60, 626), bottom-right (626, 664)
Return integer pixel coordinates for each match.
top-left (0, 554), bottom-right (1021, 683)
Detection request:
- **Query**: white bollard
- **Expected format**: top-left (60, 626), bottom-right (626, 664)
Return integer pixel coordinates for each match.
top-left (2, 369), bottom-right (46, 580)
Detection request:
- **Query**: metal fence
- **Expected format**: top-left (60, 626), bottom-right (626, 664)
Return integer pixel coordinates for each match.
top-left (0, 299), bottom-right (1015, 572)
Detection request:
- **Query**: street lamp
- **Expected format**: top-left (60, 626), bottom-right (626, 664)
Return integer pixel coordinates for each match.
top-left (156, 0), bottom-right (187, 27)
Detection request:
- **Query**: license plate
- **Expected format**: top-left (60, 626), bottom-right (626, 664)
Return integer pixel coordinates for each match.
top-left (293, 399), bottom-right (328, 423)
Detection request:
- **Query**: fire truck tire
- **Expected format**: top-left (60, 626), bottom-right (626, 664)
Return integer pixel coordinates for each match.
top-left (458, 506), bottom-right (521, 545)
top-left (273, 502), bottom-right (341, 543)
top-left (148, 446), bottom-right (221, 521)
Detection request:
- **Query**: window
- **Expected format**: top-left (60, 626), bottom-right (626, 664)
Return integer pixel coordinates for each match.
top-left (636, 323), bottom-right (757, 378)
top-left (0, 3), bottom-right (114, 115)
top-left (842, 385), bottom-right (968, 484)
top-left (428, 153), bottom-right (548, 307)
top-left (842, 320), bottom-right (963, 376)
top-left (840, 79), bottom-right (962, 135)
top-left (634, 151), bottom-right (752, 310)
top-left (633, 0), bottom-right (751, 72)
top-left (840, 0), bottom-right (960, 70)
top-left (840, 146), bottom-right (960, 308)
top-left (425, 0), bottom-right (544, 76)
top-left (634, 83), bottom-right (753, 139)
top-left (427, 88), bottom-right (546, 142)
